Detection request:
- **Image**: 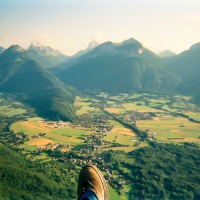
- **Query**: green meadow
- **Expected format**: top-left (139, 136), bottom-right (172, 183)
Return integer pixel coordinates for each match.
top-left (75, 96), bottom-right (100, 115)
top-left (0, 105), bottom-right (27, 117)
top-left (185, 112), bottom-right (200, 121)
top-left (11, 119), bottom-right (88, 148)
top-left (9, 93), bottom-right (200, 151)
top-left (137, 116), bottom-right (200, 143)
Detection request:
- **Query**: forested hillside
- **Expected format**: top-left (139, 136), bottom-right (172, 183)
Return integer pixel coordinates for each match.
top-left (0, 143), bottom-right (77, 199)
top-left (108, 142), bottom-right (200, 199)
top-left (0, 45), bottom-right (77, 121)
top-left (167, 42), bottom-right (200, 104)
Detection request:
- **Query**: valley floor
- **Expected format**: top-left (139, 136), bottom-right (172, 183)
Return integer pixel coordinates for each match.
top-left (1, 92), bottom-right (200, 199)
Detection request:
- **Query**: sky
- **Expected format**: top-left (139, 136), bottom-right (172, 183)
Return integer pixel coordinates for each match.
top-left (0, 0), bottom-right (200, 55)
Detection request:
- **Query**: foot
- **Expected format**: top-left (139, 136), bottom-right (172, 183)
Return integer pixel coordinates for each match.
top-left (77, 165), bottom-right (108, 200)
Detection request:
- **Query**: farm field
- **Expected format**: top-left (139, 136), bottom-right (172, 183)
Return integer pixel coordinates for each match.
top-left (2, 92), bottom-right (200, 200)
top-left (0, 106), bottom-right (27, 117)
top-left (75, 96), bottom-right (101, 115)
top-left (184, 112), bottom-right (200, 121)
top-left (122, 102), bottom-right (163, 113)
top-left (9, 93), bottom-right (200, 151)
top-left (137, 116), bottom-right (200, 143)
top-left (11, 119), bottom-right (88, 148)
top-left (104, 119), bottom-right (138, 151)
top-left (104, 101), bottom-right (164, 114)
top-left (105, 107), bottom-right (122, 114)
top-left (102, 94), bottom-right (200, 145)
top-left (0, 95), bottom-right (27, 117)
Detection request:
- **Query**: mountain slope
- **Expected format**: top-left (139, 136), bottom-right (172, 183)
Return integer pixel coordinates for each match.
top-left (0, 45), bottom-right (77, 121)
top-left (167, 42), bottom-right (200, 99)
top-left (55, 38), bottom-right (178, 93)
top-left (0, 46), bottom-right (5, 54)
top-left (72, 40), bottom-right (99, 58)
top-left (0, 143), bottom-right (75, 199)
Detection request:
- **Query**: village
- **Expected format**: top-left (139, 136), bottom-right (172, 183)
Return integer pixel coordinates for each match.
top-left (38, 132), bottom-right (132, 191)
top-left (25, 109), bottom-right (157, 191)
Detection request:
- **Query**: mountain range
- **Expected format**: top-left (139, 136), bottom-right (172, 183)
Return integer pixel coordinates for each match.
top-left (0, 38), bottom-right (200, 120)
top-left (55, 38), bottom-right (179, 93)
top-left (27, 41), bottom-right (68, 68)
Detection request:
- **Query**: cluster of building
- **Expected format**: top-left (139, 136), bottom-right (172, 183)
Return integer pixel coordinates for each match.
top-left (38, 120), bottom-right (70, 129)
top-left (72, 113), bottom-right (113, 132)
top-left (119, 110), bottom-right (153, 124)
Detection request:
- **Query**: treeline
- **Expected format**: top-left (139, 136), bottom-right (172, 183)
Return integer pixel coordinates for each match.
top-left (173, 112), bottom-right (200, 124)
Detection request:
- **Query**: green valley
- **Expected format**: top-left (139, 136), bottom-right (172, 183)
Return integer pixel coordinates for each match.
top-left (1, 92), bottom-right (200, 199)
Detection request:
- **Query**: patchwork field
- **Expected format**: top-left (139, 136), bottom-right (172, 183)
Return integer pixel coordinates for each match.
top-left (137, 116), bottom-right (200, 143)
top-left (184, 112), bottom-right (200, 121)
top-left (0, 105), bottom-right (27, 117)
top-left (73, 93), bottom-right (200, 149)
top-left (9, 93), bottom-right (200, 152)
top-left (75, 96), bottom-right (100, 115)
top-left (3, 93), bottom-right (200, 200)
top-left (122, 102), bottom-right (163, 112)
top-left (105, 107), bottom-right (122, 114)
top-left (0, 94), bottom-right (28, 117)
top-left (104, 100), bottom-right (164, 114)
top-left (11, 119), bottom-right (88, 148)
top-left (103, 119), bottom-right (138, 152)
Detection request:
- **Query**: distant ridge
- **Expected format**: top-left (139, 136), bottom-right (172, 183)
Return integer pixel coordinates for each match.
top-left (87, 40), bottom-right (99, 49)
top-left (71, 40), bottom-right (100, 58)
top-left (158, 49), bottom-right (176, 58)
top-left (55, 38), bottom-right (178, 93)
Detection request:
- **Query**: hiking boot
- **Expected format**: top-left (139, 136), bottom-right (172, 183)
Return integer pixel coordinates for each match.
top-left (77, 165), bottom-right (108, 200)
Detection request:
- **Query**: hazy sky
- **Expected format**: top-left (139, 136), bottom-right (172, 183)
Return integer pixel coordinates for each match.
top-left (0, 0), bottom-right (200, 55)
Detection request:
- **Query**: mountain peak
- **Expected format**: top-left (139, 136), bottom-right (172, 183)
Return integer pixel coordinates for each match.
top-left (28, 41), bottom-right (45, 50)
top-left (5, 45), bottom-right (25, 53)
top-left (121, 38), bottom-right (142, 46)
top-left (28, 42), bottom-right (64, 57)
top-left (158, 49), bottom-right (176, 58)
top-left (87, 40), bottom-right (99, 49)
